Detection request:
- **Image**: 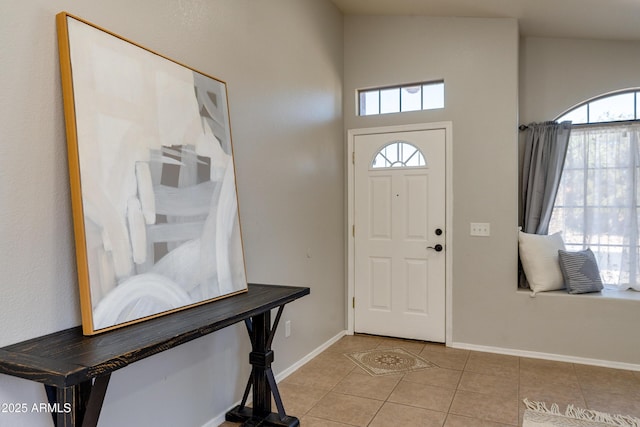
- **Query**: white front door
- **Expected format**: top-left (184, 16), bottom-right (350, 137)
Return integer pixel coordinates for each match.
top-left (353, 129), bottom-right (446, 342)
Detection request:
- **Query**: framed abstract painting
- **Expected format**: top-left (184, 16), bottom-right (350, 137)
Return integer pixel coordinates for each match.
top-left (56, 12), bottom-right (247, 335)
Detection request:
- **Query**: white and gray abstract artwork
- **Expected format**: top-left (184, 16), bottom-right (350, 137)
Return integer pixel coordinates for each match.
top-left (64, 16), bottom-right (247, 331)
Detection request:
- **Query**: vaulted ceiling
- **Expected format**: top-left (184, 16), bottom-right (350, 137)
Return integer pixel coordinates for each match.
top-left (331, 0), bottom-right (640, 41)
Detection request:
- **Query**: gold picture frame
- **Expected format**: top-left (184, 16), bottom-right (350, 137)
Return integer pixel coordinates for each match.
top-left (56, 12), bottom-right (248, 335)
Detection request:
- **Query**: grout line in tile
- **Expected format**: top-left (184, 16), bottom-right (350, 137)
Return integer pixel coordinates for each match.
top-left (572, 362), bottom-right (592, 412)
top-left (268, 336), bottom-right (639, 427)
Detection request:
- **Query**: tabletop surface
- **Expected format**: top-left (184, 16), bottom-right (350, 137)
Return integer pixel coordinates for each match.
top-left (0, 283), bottom-right (310, 387)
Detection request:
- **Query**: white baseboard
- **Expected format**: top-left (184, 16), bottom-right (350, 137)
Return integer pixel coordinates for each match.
top-left (274, 330), bottom-right (347, 382)
top-left (450, 341), bottom-right (640, 372)
top-left (202, 330), bottom-right (348, 427)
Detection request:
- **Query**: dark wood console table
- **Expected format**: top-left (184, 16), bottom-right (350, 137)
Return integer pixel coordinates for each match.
top-left (0, 283), bottom-right (309, 427)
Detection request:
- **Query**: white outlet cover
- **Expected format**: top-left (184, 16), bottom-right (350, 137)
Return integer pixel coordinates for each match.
top-left (470, 223), bottom-right (490, 236)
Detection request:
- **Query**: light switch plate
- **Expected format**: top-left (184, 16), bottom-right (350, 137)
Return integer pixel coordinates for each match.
top-left (470, 222), bottom-right (490, 236)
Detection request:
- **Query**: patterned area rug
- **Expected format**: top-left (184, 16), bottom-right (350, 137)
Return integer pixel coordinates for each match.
top-left (523, 399), bottom-right (640, 427)
top-left (344, 348), bottom-right (436, 376)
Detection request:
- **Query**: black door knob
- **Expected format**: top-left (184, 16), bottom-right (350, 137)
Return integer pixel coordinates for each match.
top-left (427, 244), bottom-right (443, 252)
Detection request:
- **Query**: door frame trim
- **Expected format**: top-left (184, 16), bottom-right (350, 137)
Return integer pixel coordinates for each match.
top-left (347, 122), bottom-right (453, 344)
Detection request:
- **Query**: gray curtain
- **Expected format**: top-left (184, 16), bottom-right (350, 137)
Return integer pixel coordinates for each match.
top-left (521, 121), bottom-right (572, 234)
top-left (519, 121), bottom-right (571, 288)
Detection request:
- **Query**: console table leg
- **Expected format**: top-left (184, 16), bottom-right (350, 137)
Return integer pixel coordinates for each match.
top-left (44, 374), bottom-right (110, 427)
top-left (266, 367), bottom-right (285, 419)
top-left (45, 382), bottom-right (90, 427)
top-left (81, 374), bottom-right (111, 427)
top-left (251, 310), bottom-right (272, 418)
top-left (226, 306), bottom-right (299, 427)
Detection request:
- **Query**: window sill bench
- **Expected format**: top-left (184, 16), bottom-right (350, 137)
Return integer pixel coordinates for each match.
top-left (517, 288), bottom-right (640, 301)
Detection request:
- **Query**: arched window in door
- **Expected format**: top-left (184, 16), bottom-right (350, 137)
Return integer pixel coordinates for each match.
top-left (371, 141), bottom-right (426, 169)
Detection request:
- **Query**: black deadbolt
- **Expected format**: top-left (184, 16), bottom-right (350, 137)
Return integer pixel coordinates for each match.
top-left (435, 228), bottom-right (443, 236)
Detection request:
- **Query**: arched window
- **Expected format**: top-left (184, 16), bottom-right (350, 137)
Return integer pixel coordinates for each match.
top-left (371, 141), bottom-right (426, 169)
top-left (550, 89), bottom-right (640, 290)
top-left (556, 89), bottom-right (640, 124)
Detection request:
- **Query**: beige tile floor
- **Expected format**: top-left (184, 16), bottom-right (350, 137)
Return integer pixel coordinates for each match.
top-left (221, 334), bottom-right (640, 426)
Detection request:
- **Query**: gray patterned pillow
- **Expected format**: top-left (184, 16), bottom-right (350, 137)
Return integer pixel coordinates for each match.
top-left (557, 248), bottom-right (604, 294)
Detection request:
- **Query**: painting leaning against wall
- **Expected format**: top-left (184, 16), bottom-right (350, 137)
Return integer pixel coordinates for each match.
top-left (56, 12), bottom-right (248, 335)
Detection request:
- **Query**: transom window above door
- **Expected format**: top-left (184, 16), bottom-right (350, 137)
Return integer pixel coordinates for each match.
top-left (371, 141), bottom-right (426, 169)
top-left (358, 81), bottom-right (445, 116)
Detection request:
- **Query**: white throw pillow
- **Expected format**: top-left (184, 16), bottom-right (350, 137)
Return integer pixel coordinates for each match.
top-left (519, 231), bottom-right (566, 295)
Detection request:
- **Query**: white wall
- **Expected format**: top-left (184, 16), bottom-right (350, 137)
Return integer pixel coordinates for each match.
top-left (520, 37), bottom-right (640, 122)
top-left (0, 1), bottom-right (344, 426)
top-left (515, 36), bottom-right (640, 365)
top-left (344, 15), bottom-right (519, 351)
top-left (344, 16), bottom-right (640, 368)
